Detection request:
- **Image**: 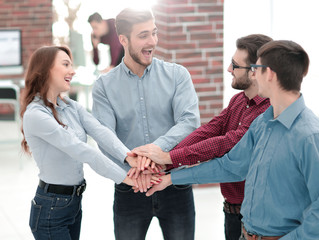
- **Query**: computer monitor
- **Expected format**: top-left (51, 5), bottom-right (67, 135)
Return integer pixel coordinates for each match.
top-left (0, 29), bottom-right (23, 75)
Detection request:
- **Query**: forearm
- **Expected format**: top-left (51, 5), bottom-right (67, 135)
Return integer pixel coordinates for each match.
top-left (171, 158), bottom-right (244, 185)
top-left (170, 134), bottom-right (239, 168)
top-left (93, 47), bottom-right (99, 65)
top-left (170, 123), bottom-right (249, 168)
top-left (153, 104), bottom-right (200, 151)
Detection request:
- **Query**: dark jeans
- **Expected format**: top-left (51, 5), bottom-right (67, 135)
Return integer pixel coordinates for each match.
top-left (29, 186), bottom-right (82, 240)
top-left (113, 183), bottom-right (195, 240)
top-left (224, 211), bottom-right (242, 240)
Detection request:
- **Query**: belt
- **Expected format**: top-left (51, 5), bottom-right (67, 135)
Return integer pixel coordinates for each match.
top-left (223, 201), bottom-right (241, 214)
top-left (39, 179), bottom-right (86, 196)
top-left (242, 225), bottom-right (283, 240)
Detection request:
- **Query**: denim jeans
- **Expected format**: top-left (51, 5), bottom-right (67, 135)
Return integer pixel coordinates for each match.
top-left (113, 183), bottom-right (195, 240)
top-left (224, 211), bottom-right (242, 240)
top-left (29, 185), bottom-right (82, 240)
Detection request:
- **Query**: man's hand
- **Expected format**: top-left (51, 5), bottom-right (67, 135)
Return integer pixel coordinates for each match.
top-left (125, 155), bottom-right (138, 168)
top-left (127, 149), bottom-right (163, 172)
top-left (146, 174), bottom-right (172, 197)
top-left (126, 170), bottom-right (164, 193)
top-left (132, 144), bottom-right (172, 168)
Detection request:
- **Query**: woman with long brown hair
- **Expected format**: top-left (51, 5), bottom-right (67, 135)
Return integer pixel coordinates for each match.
top-left (20, 45), bottom-right (152, 240)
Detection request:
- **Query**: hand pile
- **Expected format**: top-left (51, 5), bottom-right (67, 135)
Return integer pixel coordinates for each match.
top-left (124, 144), bottom-right (173, 196)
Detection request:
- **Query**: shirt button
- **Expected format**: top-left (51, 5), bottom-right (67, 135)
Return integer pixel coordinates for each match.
top-left (246, 105), bottom-right (249, 108)
top-left (140, 97), bottom-right (143, 100)
top-left (179, 163), bottom-right (182, 166)
top-left (197, 161), bottom-right (200, 163)
top-left (239, 122), bottom-right (241, 126)
top-left (143, 116), bottom-right (146, 118)
top-left (145, 134), bottom-right (148, 136)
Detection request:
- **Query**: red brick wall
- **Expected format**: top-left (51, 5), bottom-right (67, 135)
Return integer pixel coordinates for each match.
top-left (0, 0), bottom-right (53, 80)
top-left (153, 0), bottom-right (224, 123)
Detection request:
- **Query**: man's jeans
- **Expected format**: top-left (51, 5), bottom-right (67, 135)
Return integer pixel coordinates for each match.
top-left (29, 186), bottom-right (82, 240)
top-left (114, 183), bottom-right (195, 240)
top-left (224, 210), bottom-right (242, 240)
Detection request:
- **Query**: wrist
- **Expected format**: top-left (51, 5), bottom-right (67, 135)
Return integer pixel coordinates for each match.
top-left (124, 156), bottom-right (130, 165)
top-left (165, 152), bottom-right (172, 164)
top-left (123, 176), bottom-right (131, 186)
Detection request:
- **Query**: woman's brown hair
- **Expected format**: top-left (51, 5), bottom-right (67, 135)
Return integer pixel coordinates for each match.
top-left (20, 46), bottom-right (72, 153)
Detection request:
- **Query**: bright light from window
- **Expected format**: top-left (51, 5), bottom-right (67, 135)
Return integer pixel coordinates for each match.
top-left (78, 0), bottom-right (158, 19)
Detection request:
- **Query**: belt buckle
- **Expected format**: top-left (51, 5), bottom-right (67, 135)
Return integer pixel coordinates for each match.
top-left (76, 182), bottom-right (86, 196)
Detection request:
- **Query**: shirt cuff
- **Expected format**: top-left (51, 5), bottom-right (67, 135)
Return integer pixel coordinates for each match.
top-left (170, 149), bottom-right (187, 168)
top-left (171, 168), bottom-right (195, 185)
top-left (113, 170), bottom-right (128, 184)
top-left (153, 138), bottom-right (173, 152)
top-left (118, 147), bottom-right (129, 164)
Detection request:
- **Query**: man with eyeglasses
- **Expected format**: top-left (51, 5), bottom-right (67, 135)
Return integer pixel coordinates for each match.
top-left (132, 34), bottom-right (272, 240)
top-left (144, 40), bottom-right (319, 240)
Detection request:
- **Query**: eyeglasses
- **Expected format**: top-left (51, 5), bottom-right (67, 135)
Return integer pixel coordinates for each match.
top-left (250, 64), bottom-right (268, 72)
top-left (231, 62), bottom-right (251, 71)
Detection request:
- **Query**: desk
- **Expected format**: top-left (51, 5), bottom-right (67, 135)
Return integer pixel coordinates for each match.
top-left (0, 80), bottom-right (20, 122)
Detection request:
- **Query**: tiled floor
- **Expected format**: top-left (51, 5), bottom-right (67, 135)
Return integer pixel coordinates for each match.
top-left (0, 120), bottom-right (225, 240)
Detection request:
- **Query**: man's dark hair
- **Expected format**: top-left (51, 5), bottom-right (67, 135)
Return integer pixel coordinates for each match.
top-left (88, 12), bottom-right (103, 23)
top-left (258, 40), bottom-right (309, 92)
top-left (236, 34), bottom-right (273, 65)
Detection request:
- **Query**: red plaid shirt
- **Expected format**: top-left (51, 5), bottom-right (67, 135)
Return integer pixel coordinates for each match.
top-left (169, 92), bottom-right (270, 204)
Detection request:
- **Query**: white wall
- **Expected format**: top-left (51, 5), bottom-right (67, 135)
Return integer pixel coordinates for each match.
top-left (224, 0), bottom-right (319, 115)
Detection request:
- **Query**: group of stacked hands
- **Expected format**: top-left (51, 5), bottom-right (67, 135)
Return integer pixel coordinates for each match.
top-left (124, 143), bottom-right (171, 194)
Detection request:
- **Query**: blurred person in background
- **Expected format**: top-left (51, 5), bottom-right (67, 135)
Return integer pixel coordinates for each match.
top-left (88, 12), bottom-right (124, 73)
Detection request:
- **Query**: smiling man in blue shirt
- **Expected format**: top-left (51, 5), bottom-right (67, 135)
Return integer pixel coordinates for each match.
top-left (146, 40), bottom-right (319, 239)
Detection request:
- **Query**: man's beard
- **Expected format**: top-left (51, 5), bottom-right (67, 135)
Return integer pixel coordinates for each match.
top-left (128, 42), bottom-right (151, 67)
top-left (232, 74), bottom-right (252, 90)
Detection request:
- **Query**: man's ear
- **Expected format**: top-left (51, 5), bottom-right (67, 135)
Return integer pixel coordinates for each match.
top-left (267, 67), bottom-right (277, 83)
top-left (119, 34), bottom-right (128, 47)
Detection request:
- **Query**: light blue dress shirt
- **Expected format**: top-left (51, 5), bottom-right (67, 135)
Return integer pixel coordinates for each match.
top-left (172, 95), bottom-right (319, 239)
top-left (92, 58), bottom-right (200, 171)
top-left (23, 96), bottom-right (130, 185)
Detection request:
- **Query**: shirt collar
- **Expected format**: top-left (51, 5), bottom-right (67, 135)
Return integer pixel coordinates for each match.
top-left (33, 95), bottom-right (69, 110)
top-left (263, 94), bottom-right (305, 129)
top-left (121, 59), bottom-right (153, 77)
top-left (251, 95), bottom-right (268, 106)
top-left (56, 96), bottom-right (68, 110)
top-left (242, 92), bottom-right (268, 106)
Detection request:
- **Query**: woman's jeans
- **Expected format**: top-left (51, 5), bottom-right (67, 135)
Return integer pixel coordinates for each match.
top-left (29, 186), bottom-right (82, 240)
top-left (114, 183), bottom-right (195, 240)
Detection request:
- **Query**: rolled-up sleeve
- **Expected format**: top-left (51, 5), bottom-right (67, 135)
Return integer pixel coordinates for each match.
top-left (153, 65), bottom-right (200, 151)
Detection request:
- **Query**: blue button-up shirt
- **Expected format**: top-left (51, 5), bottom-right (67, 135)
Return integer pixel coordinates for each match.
top-left (92, 58), bottom-right (200, 171)
top-left (23, 96), bottom-right (129, 185)
top-left (172, 95), bottom-right (319, 239)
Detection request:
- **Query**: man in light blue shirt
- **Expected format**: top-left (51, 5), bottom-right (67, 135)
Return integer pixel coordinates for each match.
top-left (92, 8), bottom-right (200, 240)
top-left (146, 40), bottom-right (319, 239)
